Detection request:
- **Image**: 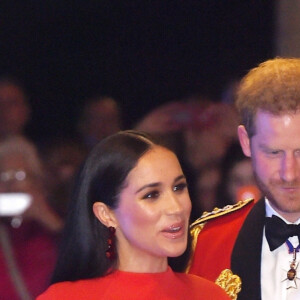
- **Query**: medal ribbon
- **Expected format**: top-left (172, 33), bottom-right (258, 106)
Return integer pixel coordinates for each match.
top-left (286, 240), bottom-right (300, 254)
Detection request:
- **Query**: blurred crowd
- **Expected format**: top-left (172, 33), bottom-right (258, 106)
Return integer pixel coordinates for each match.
top-left (0, 75), bottom-right (260, 299)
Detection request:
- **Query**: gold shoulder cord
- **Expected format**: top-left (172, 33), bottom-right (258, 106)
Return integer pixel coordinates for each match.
top-left (216, 269), bottom-right (242, 300)
top-left (187, 199), bottom-right (253, 299)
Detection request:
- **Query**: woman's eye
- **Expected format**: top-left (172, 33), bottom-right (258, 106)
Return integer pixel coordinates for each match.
top-left (173, 182), bottom-right (187, 192)
top-left (142, 191), bottom-right (160, 200)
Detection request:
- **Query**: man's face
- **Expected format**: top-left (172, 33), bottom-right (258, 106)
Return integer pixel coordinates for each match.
top-left (238, 110), bottom-right (300, 222)
top-left (85, 100), bottom-right (120, 141)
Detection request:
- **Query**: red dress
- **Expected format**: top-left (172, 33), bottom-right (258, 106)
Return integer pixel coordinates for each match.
top-left (37, 267), bottom-right (230, 300)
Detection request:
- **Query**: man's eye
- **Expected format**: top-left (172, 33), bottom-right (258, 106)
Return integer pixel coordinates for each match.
top-left (173, 182), bottom-right (187, 192)
top-left (263, 147), bottom-right (281, 156)
top-left (142, 191), bottom-right (160, 200)
top-left (267, 150), bottom-right (281, 156)
top-left (271, 150), bottom-right (280, 155)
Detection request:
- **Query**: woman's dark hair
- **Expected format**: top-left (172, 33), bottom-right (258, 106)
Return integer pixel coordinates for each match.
top-left (51, 130), bottom-right (190, 283)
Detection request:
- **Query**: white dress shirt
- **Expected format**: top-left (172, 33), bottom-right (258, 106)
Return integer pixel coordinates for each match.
top-left (261, 199), bottom-right (300, 300)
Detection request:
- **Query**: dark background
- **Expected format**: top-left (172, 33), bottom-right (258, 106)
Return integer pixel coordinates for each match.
top-left (0, 1), bottom-right (275, 142)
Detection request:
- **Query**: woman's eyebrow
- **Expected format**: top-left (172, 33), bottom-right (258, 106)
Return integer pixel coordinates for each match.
top-left (135, 182), bottom-right (161, 194)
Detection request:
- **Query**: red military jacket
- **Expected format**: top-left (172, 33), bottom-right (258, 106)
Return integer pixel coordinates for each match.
top-left (187, 198), bottom-right (263, 300)
top-left (188, 199), bottom-right (254, 279)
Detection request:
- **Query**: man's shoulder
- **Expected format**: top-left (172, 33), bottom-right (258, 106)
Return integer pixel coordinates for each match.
top-left (190, 198), bottom-right (255, 231)
top-left (187, 198), bottom-right (257, 280)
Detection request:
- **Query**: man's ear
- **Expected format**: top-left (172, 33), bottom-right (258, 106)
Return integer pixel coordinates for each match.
top-left (237, 125), bottom-right (251, 157)
top-left (93, 202), bottom-right (117, 227)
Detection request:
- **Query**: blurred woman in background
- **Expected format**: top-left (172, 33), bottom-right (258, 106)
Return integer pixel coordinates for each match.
top-left (0, 136), bottom-right (63, 300)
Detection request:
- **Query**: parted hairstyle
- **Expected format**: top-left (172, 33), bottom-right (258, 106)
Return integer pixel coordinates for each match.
top-left (51, 130), bottom-right (190, 283)
top-left (236, 57), bottom-right (300, 138)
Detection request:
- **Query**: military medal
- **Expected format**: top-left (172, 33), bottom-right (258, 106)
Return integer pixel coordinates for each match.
top-left (287, 247), bottom-right (297, 282)
top-left (282, 240), bottom-right (300, 289)
top-left (287, 261), bottom-right (297, 281)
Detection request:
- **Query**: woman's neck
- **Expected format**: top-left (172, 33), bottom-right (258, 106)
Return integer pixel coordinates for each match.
top-left (117, 250), bottom-right (168, 273)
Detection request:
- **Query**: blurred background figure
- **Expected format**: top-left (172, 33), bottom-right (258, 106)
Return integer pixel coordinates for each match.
top-left (41, 138), bottom-right (86, 218)
top-left (0, 77), bottom-right (31, 142)
top-left (215, 141), bottom-right (261, 208)
top-left (77, 96), bottom-right (122, 151)
top-left (134, 101), bottom-right (189, 159)
top-left (191, 163), bottom-right (221, 221)
top-left (136, 97), bottom-right (239, 171)
top-left (183, 101), bottom-right (239, 173)
top-left (0, 136), bottom-right (63, 300)
top-left (190, 140), bottom-right (260, 220)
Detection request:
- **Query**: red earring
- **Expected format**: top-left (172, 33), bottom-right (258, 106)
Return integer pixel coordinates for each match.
top-left (105, 226), bottom-right (116, 259)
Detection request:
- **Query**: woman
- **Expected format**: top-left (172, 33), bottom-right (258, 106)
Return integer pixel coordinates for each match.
top-left (37, 130), bottom-right (229, 299)
top-left (0, 136), bottom-right (62, 299)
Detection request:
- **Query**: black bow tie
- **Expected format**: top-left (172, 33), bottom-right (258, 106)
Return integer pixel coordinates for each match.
top-left (265, 215), bottom-right (300, 251)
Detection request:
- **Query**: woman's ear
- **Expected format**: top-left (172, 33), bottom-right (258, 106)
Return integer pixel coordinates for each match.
top-left (93, 202), bottom-right (117, 227)
top-left (237, 125), bottom-right (251, 157)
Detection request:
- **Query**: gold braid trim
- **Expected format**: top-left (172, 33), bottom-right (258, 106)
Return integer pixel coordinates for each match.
top-left (185, 223), bottom-right (204, 272)
top-left (215, 269), bottom-right (242, 300)
top-left (190, 198), bottom-right (254, 229)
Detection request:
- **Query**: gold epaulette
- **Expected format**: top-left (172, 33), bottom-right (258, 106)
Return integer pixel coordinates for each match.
top-left (190, 198), bottom-right (254, 229)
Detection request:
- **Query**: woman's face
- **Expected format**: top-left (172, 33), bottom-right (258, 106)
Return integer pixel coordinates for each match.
top-left (114, 146), bottom-right (191, 270)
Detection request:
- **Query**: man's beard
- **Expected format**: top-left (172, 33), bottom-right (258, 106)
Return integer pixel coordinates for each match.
top-left (253, 170), bottom-right (300, 210)
top-left (253, 171), bottom-right (273, 202)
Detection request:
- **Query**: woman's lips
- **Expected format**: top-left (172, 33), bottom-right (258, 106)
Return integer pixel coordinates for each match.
top-left (161, 222), bottom-right (185, 239)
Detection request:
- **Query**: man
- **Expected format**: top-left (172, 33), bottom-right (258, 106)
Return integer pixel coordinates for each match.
top-left (188, 58), bottom-right (300, 300)
top-left (0, 77), bottom-right (31, 141)
top-left (77, 96), bottom-right (122, 151)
